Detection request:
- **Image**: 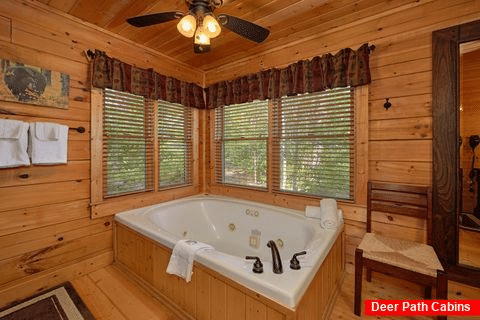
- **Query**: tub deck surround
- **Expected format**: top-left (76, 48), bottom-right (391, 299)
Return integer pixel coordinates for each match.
top-left (114, 195), bottom-right (344, 319)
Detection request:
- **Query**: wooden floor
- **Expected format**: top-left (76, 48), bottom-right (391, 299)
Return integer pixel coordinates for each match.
top-left (71, 265), bottom-right (480, 320)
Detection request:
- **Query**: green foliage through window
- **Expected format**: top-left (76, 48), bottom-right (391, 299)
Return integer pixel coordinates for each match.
top-left (103, 88), bottom-right (154, 197)
top-left (215, 87), bottom-right (355, 200)
top-left (158, 101), bottom-right (192, 187)
top-left (273, 88), bottom-right (354, 199)
top-left (215, 100), bottom-right (269, 188)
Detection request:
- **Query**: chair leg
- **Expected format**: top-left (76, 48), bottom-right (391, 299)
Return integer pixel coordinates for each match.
top-left (424, 286), bottom-right (432, 299)
top-left (354, 248), bottom-right (363, 316)
top-left (436, 270), bottom-right (448, 320)
top-left (366, 268), bottom-right (372, 282)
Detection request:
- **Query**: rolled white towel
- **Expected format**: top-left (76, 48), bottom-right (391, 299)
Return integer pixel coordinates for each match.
top-left (166, 239), bottom-right (213, 282)
top-left (305, 205), bottom-right (321, 219)
top-left (320, 198), bottom-right (339, 229)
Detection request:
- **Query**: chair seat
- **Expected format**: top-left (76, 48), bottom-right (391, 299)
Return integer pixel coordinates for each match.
top-left (358, 233), bottom-right (443, 278)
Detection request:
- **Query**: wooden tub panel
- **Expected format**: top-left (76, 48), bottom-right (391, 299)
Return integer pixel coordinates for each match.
top-left (114, 222), bottom-right (344, 320)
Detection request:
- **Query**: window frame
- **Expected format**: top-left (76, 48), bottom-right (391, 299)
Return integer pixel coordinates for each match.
top-left (90, 88), bottom-right (200, 218)
top-left (214, 100), bottom-right (269, 189)
top-left (157, 100), bottom-right (194, 189)
top-left (207, 85), bottom-right (368, 208)
top-left (271, 87), bottom-right (356, 200)
top-left (102, 88), bottom-right (155, 198)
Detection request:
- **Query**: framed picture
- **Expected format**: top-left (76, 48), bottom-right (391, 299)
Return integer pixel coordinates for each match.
top-left (0, 59), bottom-right (69, 109)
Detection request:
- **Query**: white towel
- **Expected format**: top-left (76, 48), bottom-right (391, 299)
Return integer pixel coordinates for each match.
top-left (0, 119), bottom-right (30, 168)
top-left (29, 122), bottom-right (68, 165)
top-left (166, 240), bottom-right (213, 282)
top-left (305, 205), bottom-right (321, 219)
top-left (320, 198), bottom-right (339, 229)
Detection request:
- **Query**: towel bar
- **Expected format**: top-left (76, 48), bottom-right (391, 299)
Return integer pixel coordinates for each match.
top-left (69, 126), bottom-right (85, 133)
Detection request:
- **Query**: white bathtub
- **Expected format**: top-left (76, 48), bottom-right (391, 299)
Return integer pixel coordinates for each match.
top-left (114, 195), bottom-right (343, 309)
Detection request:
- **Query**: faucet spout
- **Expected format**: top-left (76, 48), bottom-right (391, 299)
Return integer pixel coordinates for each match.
top-left (267, 240), bottom-right (283, 274)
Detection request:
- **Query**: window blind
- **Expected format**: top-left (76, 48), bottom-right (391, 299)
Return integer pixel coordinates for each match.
top-left (272, 87), bottom-right (354, 199)
top-left (215, 100), bottom-right (269, 188)
top-left (103, 88), bottom-right (154, 197)
top-left (158, 100), bottom-right (193, 187)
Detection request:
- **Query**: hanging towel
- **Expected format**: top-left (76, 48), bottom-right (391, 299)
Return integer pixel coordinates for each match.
top-left (166, 240), bottom-right (213, 282)
top-left (320, 198), bottom-right (339, 229)
top-left (0, 119), bottom-right (30, 168)
top-left (29, 122), bottom-right (68, 165)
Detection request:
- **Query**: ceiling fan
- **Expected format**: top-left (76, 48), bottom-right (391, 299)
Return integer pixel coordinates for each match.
top-left (126, 0), bottom-right (270, 53)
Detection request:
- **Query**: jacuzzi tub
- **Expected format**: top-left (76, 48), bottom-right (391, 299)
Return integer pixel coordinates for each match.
top-left (114, 195), bottom-right (343, 312)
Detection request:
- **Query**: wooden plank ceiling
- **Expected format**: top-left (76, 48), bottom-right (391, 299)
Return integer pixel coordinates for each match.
top-left (33, 0), bottom-right (354, 71)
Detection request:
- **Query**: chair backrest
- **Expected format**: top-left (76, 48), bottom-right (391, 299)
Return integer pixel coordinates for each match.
top-left (367, 181), bottom-right (433, 245)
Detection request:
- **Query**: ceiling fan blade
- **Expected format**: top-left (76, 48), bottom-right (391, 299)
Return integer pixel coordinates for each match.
top-left (127, 11), bottom-right (184, 28)
top-left (217, 14), bottom-right (269, 43)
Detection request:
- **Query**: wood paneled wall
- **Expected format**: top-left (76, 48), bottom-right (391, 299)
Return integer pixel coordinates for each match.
top-left (203, 0), bottom-right (480, 271)
top-left (0, 0), bottom-right (202, 307)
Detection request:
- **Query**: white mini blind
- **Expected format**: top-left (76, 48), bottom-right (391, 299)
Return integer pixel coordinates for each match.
top-left (158, 100), bottom-right (193, 187)
top-left (272, 87), bottom-right (354, 199)
top-left (103, 88), bottom-right (154, 197)
top-left (215, 100), bottom-right (269, 188)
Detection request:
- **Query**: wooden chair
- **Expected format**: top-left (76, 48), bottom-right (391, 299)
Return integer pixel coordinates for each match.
top-left (354, 181), bottom-right (447, 319)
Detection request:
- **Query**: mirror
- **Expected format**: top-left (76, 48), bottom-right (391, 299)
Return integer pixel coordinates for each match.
top-left (459, 42), bottom-right (480, 269)
top-left (432, 20), bottom-right (480, 286)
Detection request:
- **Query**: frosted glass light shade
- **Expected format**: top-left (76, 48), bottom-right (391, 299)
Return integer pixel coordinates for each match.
top-left (177, 15), bottom-right (196, 38)
top-left (203, 15), bottom-right (221, 38)
top-left (194, 28), bottom-right (210, 45)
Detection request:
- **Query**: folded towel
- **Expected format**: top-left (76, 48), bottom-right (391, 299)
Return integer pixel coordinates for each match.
top-left (305, 205), bottom-right (321, 219)
top-left (0, 119), bottom-right (30, 168)
top-left (166, 240), bottom-right (213, 282)
top-left (29, 122), bottom-right (68, 165)
top-left (320, 198), bottom-right (339, 229)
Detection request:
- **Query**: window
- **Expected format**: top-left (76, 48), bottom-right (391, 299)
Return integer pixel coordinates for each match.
top-left (101, 89), bottom-right (193, 199)
top-left (103, 88), bottom-right (154, 197)
top-left (158, 100), bottom-right (193, 187)
top-left (272, 87), bottom-right (354, 200)
top-left (215, 100), bottom-right (269, 188)
top-left (214, 87), bottom-right (355, 200)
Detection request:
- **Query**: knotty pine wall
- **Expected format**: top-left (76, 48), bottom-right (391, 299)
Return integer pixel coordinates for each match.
top-left (0, 0), bottom-right (203, 305)
top-left (203, 0), bottom-right (480, 271)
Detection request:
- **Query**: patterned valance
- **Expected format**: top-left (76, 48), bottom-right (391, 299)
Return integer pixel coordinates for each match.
top-left (90, 50), bottom-right (205, 109)
top-left (206, 43), bottom-right (373, 109)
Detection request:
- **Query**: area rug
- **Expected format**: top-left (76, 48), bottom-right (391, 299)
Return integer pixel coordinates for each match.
top-left (0, 282), bottom-right (94, 320)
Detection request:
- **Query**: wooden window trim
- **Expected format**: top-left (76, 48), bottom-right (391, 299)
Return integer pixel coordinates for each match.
top-left (90, 88), bottom-right (200, 219)
top-left (206, 86), bottom-right (369, 212)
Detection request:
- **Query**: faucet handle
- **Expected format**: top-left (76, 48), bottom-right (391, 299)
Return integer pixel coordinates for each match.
top-left (290, 251), bottom-right (307, 270)
top-left (246, 256), bottom-right (263, 273)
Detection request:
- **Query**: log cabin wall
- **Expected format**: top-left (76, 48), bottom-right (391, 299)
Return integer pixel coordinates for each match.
top-left (0, 0), bottom-right (203, 305)
top-left (203, 0), bottom-right (480, 271)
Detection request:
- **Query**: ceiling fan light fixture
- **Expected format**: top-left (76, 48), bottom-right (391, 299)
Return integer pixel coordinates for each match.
top-left (203, 15), bottom-right (221, 38)
top-left (177, 14), bottom-right (196, 37)
top-left (126, 0), bottom-right (270, 53)
top-left (194, 28), bottom-right (210, 45)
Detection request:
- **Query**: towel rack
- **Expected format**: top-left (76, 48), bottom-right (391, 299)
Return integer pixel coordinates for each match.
top-left (69, 126), bottom-right (86, 133)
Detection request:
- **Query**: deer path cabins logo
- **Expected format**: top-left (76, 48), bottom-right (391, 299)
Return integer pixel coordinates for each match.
top-left (0, 59), bottom-right (69, 109)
